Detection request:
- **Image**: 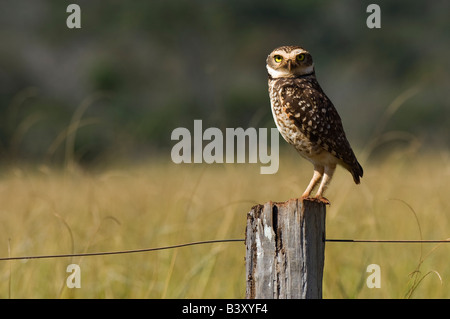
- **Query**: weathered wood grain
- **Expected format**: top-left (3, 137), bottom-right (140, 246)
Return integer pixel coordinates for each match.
top-left (245, 198), bottom-right (326, 299)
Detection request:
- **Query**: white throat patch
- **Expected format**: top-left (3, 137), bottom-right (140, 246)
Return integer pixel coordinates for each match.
top-left (266, 63), bottom-right (314, 78)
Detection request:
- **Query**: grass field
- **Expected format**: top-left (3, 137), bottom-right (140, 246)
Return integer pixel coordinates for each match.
top-left (0, 147), bottom-right (449, 298)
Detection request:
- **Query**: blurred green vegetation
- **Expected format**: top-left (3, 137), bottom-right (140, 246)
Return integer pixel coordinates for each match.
top-left (0, 0), bottom-right (449, 166)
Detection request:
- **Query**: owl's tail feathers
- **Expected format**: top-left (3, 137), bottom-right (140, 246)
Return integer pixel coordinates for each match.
top-left (351, 161), bottom-right (364, 184)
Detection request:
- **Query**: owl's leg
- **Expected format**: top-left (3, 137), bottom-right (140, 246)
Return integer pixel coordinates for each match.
top-left (314, 164), bottom-right (336, 204)
top-left (301, 165), bottom-right (324, 199)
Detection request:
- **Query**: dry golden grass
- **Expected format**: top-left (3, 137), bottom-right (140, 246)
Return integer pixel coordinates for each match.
top-left (0, 148), bottom-right (449, 298)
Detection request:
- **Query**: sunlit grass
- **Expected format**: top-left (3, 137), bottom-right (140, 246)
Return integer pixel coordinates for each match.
top-left (0, 148), bottom-right (449, 298)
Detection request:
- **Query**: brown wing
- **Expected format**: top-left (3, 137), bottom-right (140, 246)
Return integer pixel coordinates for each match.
top-left (278, 77), bottom-right (363, 183)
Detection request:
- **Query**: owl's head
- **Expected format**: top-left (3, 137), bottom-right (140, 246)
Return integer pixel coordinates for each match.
top-left (266, 46), bottom-right (314, 79)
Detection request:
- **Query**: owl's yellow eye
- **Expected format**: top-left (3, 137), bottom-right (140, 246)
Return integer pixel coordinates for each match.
top-left (274, 55), bottom-right (283, 63)
top-left (296, 54), bottom-right (305, 62)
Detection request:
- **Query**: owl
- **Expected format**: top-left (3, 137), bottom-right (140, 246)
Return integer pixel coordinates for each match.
top-left (267, 45), bottom-right (363, 204)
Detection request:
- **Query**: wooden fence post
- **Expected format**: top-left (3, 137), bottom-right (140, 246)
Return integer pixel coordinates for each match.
top-left (245, 198), bottom-right (326, 299)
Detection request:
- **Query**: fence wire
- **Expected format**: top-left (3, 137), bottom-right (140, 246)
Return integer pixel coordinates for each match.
top-left (1, 237), bottom-right (449, 262)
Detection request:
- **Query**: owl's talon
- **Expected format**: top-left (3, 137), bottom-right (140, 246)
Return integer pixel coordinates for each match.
top-left (314, 196), bottom-right (330, 205)
top-left (300, 194), bottom-right (330, 205)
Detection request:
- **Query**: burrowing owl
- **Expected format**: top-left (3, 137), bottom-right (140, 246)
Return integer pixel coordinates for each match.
top-left (267, 45), bottom-right (363, 204)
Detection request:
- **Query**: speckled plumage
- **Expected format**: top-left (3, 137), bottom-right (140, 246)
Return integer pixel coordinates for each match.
top-left (267, 45), bottom-right (363, 202)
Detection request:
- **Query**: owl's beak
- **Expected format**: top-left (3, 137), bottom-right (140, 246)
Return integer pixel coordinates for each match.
top-left (287, 60), bottom-right (292, 71)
